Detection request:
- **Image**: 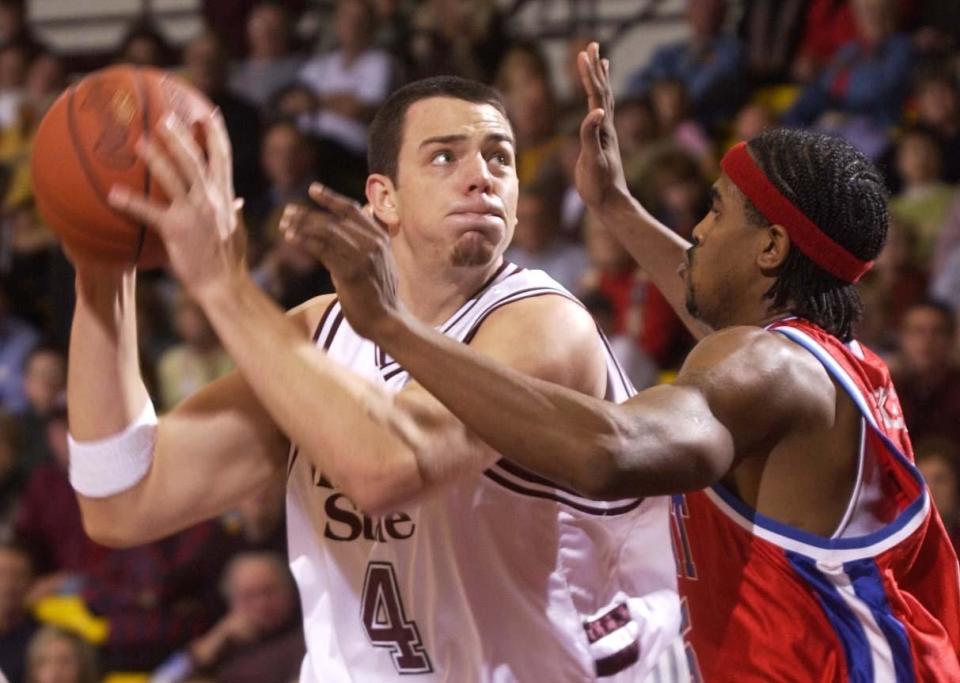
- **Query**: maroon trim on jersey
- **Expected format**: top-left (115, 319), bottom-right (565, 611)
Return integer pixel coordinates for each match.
top-left (584, 602), bottom-right (632, 643)
top-left (596, 330), bottom-right (633, 399)
top-left (323, 311), bottom-right (345, 351)
top-left (595, 642), bottom-right (640, 677)
top-left (376, 261), bottom-right (519, 375)
top-left (495, 458), bottom-right (593, 499)
top-left (312, 296), bottom-right (339, 343)
top-left (483, 468), bottom-right (644, 516)
top-left (461, 289), bottom-right (577, 344)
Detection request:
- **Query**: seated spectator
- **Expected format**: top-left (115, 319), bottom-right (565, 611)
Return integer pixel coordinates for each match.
top-left (729, 102), bottom-right (775, 144)
top-left (791, 0), bottom-right (858, 82)
top-left (116, 21), bottom-right (175, 68)
top-left (408, 0), bottom-right (509, 83)
top-left (628, 145), bottom-right (710, 240)
top-left (614, 94), bottom-right (659, 163)
top-left (626, 0), bottom-right (745, 128)
top-left (182, 31), bottom-right (263, 200)
top-left (15, 345), bottom-right (65, 472)
top-left (221, 475), bottom-right (286, 555)
top-left (22, 50), bottom-right (64, 122)
top-left (245, 119), bottom-right (318, 249)
top-left (891, 300), bottom-right (960, 445)
top-left (230, 3), bottom-right (303, 108)
top-left (910, 72), bottom-right (960, 185)
top-left (738, 0), bottom-right (808, 84)
top-left (14, 404), bottom-right (103, 597)
top-left (0, 279), bottom-right (38, 413)
top-left (157, 294), bottom-right (233, 411)
top-left (0, 541), bottom-right (37, 683)
top-left (265, 82), bottom-right (317, 122)
top-left (581, 290), bottom-right (658, 390)
top-left (916, 438), bottom-right (960, 552)
top-left (0, 412), bottom-right (22, 540)
top-left (783, 0), bottom-right (914, 158)
top-left (505, 183), bottom-right (588, 293)
top-left (496, 43), bottom-right (564, 187)
top-left (0, 41), bottom-right (26, 131)
top-left (648, 79), bottom-right (716, 178)
top-left (299, 0), bottom-right (392, 159)
top-left (0, 0), bottom-right (41, 54)
top-left (25, 626), bottom-right (98, 683)
top-left (889, 127), bottom-right (957, 268)
top-left (152, 552), bottom-right (304, 683)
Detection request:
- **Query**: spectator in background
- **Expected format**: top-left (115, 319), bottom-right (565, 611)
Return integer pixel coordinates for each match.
top-left (791, 0), bottom-right (858, 82)
top-left (245, 119), bottom-right (317, 249)
top-left (729, 102), bottom-right (775, 144)
top-left (15, 345), bottom-right (64, 472)
top-left (23, 51), bottom-right (64, 123)
top-left (299, 0), bottom-right (391, 164)
top-left (627, 145), bottom-right (710, 241)
top-left (648, 79), bottom-right (716, 178)
top-left (738, 0), bottom-right (809, 84)
top-left (157, 294), bottom-right (233, 411)
top-left (0, 280), bottom-right (38, 413)
top-left (0, 0), bottom-right (40, 54)
top-left (581, 289), bottom-right (658, 390)
top-left (182, 31), bottom-right (263, 200)
top-left (265, 82), bottom-right (317, 122)
top-left (153, 552), bottom-right (304, 683)
top-left (495, 42), bottom-right (563, 187)
top-left (784, 0), bottom-right (914, 158)
top-left (116, 21), bottom-right (175, 68)
top-left (892, 300), bottom-right (960, 446)
top-left (0, 412), bottom-right (22, 540)
top-left (230, 3), bottom-right (303, 108)
top-left (916, 438), bottom-right (960, 552)
top-left (0, 541), bottom-right (37, 683)
top-left (25, 626), bottom-right (98, 683)
top-left (0, 41), bottom-right (26, 131)
top-left (14, 404), bottom-right (102, 600)
top-left (581, 213), bottom-right (690, 372)
top-left (911, 73), bottom-right (960, 185)
top-left (889, 127), bottom-right (957, 269)
top-left (409, 0), bottom-right (509, 83)
top-left (505, 183), bottom-right (588, 293)
top-left (613, 94), bottom-right (658, 162)
top-left (626, 0), bottom-right (745, 129)
top-left (221, 475), bottom-right (286, 556)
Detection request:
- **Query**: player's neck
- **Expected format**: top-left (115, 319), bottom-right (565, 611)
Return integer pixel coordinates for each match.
top-left (394, 249), bottom-right (504, 327)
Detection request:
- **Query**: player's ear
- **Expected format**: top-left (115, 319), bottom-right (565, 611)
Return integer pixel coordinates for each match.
top-left (366, 173), bottom-right (400, 235)
top-left (757, 223), bottom-right (790, 273)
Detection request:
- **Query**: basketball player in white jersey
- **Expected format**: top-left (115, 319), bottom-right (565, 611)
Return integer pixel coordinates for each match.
top-left (68, 77), bottom-right (685, 681)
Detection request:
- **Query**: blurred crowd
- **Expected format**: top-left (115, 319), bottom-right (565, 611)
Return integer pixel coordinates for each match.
top-left (0, 0), bottom-right (959, 679)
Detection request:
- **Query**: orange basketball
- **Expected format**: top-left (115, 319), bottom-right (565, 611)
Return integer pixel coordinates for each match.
top-left (31, 65), bottom-right (215, 268)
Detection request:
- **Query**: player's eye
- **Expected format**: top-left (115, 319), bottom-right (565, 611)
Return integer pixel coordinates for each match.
top-left (431, 150), bottom-right (454, 165)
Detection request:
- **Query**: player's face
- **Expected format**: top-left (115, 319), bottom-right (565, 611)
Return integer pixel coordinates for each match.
top-left (681, 174), bottom-right (766, 328)
top-left (391, 97), bottom-right (518, 269)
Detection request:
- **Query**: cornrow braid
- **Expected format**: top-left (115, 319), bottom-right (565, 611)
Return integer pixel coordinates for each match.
top-left (744, 129), bottom-right (889, 341)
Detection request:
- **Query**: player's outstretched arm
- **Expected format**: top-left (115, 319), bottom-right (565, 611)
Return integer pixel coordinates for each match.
top-left (575, 42), bottom-right (710, 340)
top-left (288, 195), bottom-right (812, 499)
top-left (68, 257), bottom-right (287, 547)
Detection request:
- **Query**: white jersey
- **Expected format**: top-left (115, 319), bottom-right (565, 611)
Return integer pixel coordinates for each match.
top-left (286, 263), bottom-right (682, 682)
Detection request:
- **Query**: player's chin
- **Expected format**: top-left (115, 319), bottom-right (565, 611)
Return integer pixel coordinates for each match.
top-left (450, 231), bottom-right (499, 268)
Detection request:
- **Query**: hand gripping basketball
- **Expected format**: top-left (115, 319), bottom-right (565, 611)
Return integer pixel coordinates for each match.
top-left (107, 110), bottom-right (246, 299)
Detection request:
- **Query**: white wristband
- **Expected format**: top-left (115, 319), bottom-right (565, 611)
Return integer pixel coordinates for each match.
top-left (69, 399), bottom-right (158, 498)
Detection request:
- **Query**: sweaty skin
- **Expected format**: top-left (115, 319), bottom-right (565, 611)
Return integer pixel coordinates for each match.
top-left (283, 43), bottom-right (862, 536)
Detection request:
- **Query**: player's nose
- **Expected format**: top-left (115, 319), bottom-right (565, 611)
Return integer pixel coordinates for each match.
top-left (462, 151), bottom-right (494, 194)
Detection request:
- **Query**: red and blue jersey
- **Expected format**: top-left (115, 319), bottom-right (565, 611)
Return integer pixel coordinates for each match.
top-left (671, 317), bottom-right (960, 682)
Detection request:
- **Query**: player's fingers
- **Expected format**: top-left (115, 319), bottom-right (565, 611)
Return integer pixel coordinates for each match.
top-left (134, 137), bottom-right (187, 199)
top-left (577, 51), bottom-right (602, 112)
top-left (206, 109), bottom-right (234, 200)
top-left (579, 108), bottom-right (605, 151)
top-left (158, 113), bottom-right (207, 190)
top-left (108, 185), bottom-right (168, 229)
top-left (308, 182), bottom-right (366, 222)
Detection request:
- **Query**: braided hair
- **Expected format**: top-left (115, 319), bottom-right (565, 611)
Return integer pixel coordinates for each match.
top-left (744, 129), bottom-right (889, 341)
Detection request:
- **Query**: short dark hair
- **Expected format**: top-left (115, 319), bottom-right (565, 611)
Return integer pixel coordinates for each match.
top-left (367, 76), bottom-right (509, 185)
top-left (743, 129), bottom-right (888, 341)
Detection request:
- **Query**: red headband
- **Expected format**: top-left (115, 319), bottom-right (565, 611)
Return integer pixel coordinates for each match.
top-left (720, 141), bottom-right (873, 283)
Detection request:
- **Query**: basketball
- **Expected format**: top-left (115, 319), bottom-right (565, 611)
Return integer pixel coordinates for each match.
top-left (31, 65), bottom-right (215, 268)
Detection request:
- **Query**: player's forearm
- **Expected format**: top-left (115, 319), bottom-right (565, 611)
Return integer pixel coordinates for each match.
top-left (592, 191), bottom-right (711, 340)
top-left (68, 266), bottom-right (150, 439)
top-left (194, 273), bottom-right (421, 510)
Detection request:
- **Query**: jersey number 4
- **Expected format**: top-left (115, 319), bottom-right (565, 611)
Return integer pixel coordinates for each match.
top-left (361, 562), bottom-right (433, 674)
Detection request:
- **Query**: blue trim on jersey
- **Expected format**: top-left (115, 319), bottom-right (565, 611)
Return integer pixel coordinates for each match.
top-left (845, 558), bottom-right (916, 683)
top-left (787, 552), bottom-right (874, 683)
top-left (707, 324), bottom-right (929, 551)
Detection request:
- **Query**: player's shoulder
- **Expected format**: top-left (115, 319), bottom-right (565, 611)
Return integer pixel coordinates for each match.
top-left (287, 293), bottom-right (338, 338)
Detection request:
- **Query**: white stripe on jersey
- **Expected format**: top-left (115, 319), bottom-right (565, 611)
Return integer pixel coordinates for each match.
top-left (287, 263), bottom-right (680, 681)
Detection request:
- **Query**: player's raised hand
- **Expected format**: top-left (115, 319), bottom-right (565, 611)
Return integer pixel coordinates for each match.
top-left (575, 42), bottom-right (630, 211)
top-left (280, 183), bottom-right (402, 340)
top-left (106, 109), bottom-right (246, 300)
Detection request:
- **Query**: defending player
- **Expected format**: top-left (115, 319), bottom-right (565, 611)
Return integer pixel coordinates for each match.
top-left (285, 45), bottom-right (960, 681)
top-left (69, 77), bottom-right (684, 681)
